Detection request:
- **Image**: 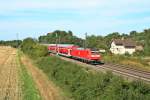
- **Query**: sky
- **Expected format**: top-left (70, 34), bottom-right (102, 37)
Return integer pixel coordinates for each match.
top-left (0, 0), bottom-right (150, 40)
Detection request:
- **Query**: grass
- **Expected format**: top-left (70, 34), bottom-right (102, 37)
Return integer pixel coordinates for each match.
top-left (17, 51), bottom-right (42, 100)
top-left (103, 54), bottom-right (150, 71)
top-left (34, 56), bottom-right (150, 100)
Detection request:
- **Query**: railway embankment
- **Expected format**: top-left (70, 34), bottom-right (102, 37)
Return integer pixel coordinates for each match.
top-left (34, 56), bottom-right (150, 100)
top-left (103, 54), bottom-right (150, 71)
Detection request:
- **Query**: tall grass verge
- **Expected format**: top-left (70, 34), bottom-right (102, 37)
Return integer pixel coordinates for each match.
top-left (17, 51), bottom-right (42, 100)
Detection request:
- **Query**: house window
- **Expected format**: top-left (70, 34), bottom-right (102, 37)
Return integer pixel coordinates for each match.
top-left (117, 48), bottom-right (119, 51)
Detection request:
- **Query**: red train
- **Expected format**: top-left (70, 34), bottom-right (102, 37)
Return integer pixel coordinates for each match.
top-left (48, 44), bottom-right (101, 64)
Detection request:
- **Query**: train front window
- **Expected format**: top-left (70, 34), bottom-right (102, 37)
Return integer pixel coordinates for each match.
top-left (91, 51), bottom-right (100, 55)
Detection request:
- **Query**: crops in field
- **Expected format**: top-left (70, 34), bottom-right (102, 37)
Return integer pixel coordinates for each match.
top-left (35, 56), bottom-right (150, 100)
top-left (0, 47), bottom-right (22, 100)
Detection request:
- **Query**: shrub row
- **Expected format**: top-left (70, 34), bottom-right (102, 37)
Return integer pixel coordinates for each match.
top-left (21, 38), bottom-right (48, 58)
top-left (35, 56), bottom-right (150, 100)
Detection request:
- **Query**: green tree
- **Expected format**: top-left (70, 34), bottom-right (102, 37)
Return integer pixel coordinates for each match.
top-left (144, 29), bottom-right (150, 56)
top-left (0, 40), bottom-right (22, 48)
top-left (38, 30), bottom-right (83, 46)
top-left (21, 37), bottom-right (48, 58)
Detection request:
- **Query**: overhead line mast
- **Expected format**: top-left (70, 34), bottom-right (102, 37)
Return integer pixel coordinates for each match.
top-left (16, 33), bottom-right (19, 48)
top-left (55, 32), bottom-right (58, 54)
top-left (85, 33), bottom-right (87, 49)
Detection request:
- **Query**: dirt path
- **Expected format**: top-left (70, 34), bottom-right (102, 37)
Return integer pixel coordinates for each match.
top-left (0, 46), bottom-right (22, 100)
top-left (21, 55), bottom-right (62, 100)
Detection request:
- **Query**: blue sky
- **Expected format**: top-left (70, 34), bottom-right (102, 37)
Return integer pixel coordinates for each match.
top-left (0, 0), bottom-right (150, 40)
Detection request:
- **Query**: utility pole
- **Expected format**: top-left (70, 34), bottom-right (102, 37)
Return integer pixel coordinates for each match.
top-left (55, 32), bottom-right (58, 54)
top-left (85, 33), bottom-right (87, 49)
top-left (58, 35), bottom-right (61, 44)
top-left (16, 33), bottom-right (19, 48)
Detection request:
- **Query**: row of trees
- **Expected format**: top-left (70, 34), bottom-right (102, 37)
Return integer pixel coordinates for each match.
top-left (39, 30), bottom-right (83, 46)
top-left (38, 30), bottom-right (123, 50)
top-left (87, 30), bottom-right (150, 53)
top-left (0, 28), bottom-right (150, 56)
top-left (0, 38), bottom-right (48, 58)
top-left (0, 40), bottom-right (22, 48)
top-left (38, 29), bottom-right (150, 56)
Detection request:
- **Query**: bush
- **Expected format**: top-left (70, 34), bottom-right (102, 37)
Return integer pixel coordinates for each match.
top-left (21, 38), bottom-right (48, 58)
top-left (125, 52), bottom-right (131, 57)
top-left (35, 56), bottom-right (150, 100)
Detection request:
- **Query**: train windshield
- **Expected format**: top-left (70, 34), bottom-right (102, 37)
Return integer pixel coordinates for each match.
top-left (91, 51), bottom-right (100, 55)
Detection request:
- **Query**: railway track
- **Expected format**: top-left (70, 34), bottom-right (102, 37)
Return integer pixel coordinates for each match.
top-left (96, 64), bottom-right (150, 83)
top-left (105, 63), bottom-right (150, 74)
top-left (57, 55), bottom-right (150, 83)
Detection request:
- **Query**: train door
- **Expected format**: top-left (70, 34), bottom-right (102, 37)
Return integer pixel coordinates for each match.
top-left (68, 49), bottom-right (71, 56)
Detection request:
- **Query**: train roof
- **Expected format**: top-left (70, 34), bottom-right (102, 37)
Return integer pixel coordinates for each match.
top-left (76, 48), bottom-right (85, 50)
top-left (46, 44), bottom-right (77, 47)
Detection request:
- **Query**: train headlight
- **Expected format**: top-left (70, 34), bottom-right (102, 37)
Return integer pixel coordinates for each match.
top-left (91, 55), bottom-right (100, 57)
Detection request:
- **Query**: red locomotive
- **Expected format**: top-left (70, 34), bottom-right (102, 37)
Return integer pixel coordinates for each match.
top-left (48, 44), bottom-right (101, 64)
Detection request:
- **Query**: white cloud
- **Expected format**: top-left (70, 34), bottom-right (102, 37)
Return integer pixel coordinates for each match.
top-left (0, 0), bottom-right (150, 39)
top-left (1, 0), bottom-right (150, 17)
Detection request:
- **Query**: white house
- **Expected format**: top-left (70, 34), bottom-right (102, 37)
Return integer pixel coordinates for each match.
top-left (110, 39), bottom-right (136, 55)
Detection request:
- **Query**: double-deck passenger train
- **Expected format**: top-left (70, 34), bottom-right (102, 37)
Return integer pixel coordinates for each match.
top-left (47, 44), bottom-right (101, 64)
